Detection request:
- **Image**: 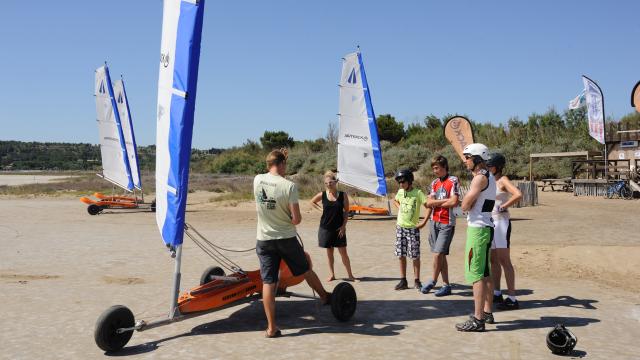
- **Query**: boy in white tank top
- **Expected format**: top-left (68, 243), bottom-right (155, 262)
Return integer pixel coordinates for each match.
top-left (456, 143), bottom-right (496, 332)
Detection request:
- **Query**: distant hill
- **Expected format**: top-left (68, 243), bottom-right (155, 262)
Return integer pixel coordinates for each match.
top-left (0, 141), bottom-right (222, 171)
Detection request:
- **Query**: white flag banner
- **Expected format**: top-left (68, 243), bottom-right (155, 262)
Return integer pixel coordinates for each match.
top-left (582, 75), bottom-right (605, 145)
top-left (568, 90), bottom-right (585, 110)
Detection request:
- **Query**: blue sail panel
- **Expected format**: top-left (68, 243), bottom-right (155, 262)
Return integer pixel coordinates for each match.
top-left (155, 0), bottom-right (205, 247)
top-left (357, 52), bottom-right (387, 196)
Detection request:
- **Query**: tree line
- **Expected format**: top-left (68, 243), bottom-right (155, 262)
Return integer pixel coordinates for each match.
top-left (2, 109), bottom-right (639, 180)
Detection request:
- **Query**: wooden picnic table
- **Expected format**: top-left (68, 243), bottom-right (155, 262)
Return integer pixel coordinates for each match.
top-left (540, 178), bottom-right (573, 192)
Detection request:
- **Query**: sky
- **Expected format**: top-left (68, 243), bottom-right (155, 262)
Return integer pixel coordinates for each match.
top-left (0, 1), bottom-right (638, 149)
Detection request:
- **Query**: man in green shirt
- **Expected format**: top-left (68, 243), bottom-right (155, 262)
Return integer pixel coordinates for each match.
top-left (254, 149), bottom-right (330, 338)
top-left (392, 169), bottom-right (430, 290)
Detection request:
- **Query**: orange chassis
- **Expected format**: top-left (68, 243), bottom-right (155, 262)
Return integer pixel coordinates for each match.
top-left (80, 193), bottom-right (154, 215)
top-left (178, 260), bottom-right (304, 313)
top-left (349, 204), bottom-right (390, 216)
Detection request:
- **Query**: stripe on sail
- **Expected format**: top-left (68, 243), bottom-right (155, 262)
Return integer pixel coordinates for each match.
top-left (113, 78), bottom-right (142, 190)
top-left (95, 65), bottom-right (134, 191)
top-left (337, 51), bottom-right (387, 197)
top-left (155, 0), bottom-right (206, 247)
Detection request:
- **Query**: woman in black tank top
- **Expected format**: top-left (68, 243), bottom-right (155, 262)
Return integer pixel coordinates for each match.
top-left (311, 171), bottom-right (356, 282)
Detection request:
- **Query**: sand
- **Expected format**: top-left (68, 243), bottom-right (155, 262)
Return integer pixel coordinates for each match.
top-left (1, 191), bottom-right (639, 359)
top-left (0, 174), bottom-right (77, 186)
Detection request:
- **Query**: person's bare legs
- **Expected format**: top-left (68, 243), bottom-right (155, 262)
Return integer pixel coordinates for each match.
top-left (326, 248), bottom-right (336, 281)
top-left (262, 283), bottom-right (278, 336)
top-left (303, 269), bottom-right (329, 303)
top-left (472, 279), bottom-right (486, 320)
top-left (441, 256), bottom-right (449, 284)
top-left (337, 246), bottom-right (355, 280)
top-left (412, 258), bottom-right (421, 282)
top-left (483, 277), bottom-right (494, 313)
top-left (490, 250), bottom-right (502, 291)
top-left (399, 256), bottom-right (407, 279)
top-left (432, 253), bottom-right (449, 284)
top-left (497, 248), bottom-right (516, 296)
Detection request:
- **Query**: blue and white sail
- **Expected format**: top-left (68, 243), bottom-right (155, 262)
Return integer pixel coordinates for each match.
top-left (155, 0), bottom-right (206, 247)
top-left (337, 51), bottom-right (387, 196)
top-left (95, 65), bottom-right (134, 191)
top-left (113, 78), bottom-right (142, 190)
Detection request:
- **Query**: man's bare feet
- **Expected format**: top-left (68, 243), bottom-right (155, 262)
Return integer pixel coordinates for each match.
top-left (327, 275), bottom-right (336, 282)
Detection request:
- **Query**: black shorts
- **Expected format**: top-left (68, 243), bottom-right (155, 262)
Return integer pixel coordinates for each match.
top-left (318, 227), bottom-right (347, 248)
top-left (256, 237), bottom-right (310, 284)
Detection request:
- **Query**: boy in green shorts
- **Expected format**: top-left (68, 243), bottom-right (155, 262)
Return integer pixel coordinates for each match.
top-left (393, 169), bottom-right (430, 290)
top-left (456, 143), bottom-right (497, 332)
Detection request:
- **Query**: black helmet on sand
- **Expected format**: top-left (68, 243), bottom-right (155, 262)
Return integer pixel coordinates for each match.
top-left (487, 153), bottom-right (506, 170)
top-left (546, 324), bottom-right (577, 355)
top-left (395, 169), bottom-right (414, 183)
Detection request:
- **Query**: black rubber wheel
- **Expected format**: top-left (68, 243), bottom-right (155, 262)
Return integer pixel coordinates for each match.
top-left (150, 200), bottom-right (156, 212)
top-left (94, 305), bottom-right (135, 352)
top-left (87, 204), bottom-right (102, 215)
top-left (330, 282), bottom-right (357, 322)
top-left (621, 187), bottom-right (633, 200)
top-left (199, 266), bottom-right (225, 285)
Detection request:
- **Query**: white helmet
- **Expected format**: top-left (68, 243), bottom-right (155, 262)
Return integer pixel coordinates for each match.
top-left (463, 143), bottom-right (490, 161)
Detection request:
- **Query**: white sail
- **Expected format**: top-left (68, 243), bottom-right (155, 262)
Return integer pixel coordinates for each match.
top-left (95, 65), bottom-right (133, 191)
top-left (156, 0), bottom-right (206, 247)
top-left (337, 51), bottom-right (387, 196)
top-left (113, 79), bottom-right (142, 190)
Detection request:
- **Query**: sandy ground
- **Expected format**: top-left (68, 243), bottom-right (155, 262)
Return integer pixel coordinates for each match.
top-left (0, 174), bottom-right (76, 186)
top-left (1, 191), bottom-right (639, 359)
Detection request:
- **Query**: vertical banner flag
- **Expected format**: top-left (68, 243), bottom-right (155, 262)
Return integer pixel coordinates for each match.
top-left (443, 116), bottom-right (475, 162)
top-left (582, 75), bottom-right (605, 144)
top-left (156, 0), bottom-right (206, 247)
top-left (632, 81), bottom-right (640, 113)
top-left (568, 90), bottom-right (586, 110)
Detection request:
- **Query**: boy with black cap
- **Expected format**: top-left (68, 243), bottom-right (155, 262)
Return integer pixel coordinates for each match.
top-left (393, 169), bottom-right (430, 290)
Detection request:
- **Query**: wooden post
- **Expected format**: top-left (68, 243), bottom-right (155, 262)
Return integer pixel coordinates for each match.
top-left (529, 156), bottom-right (532, 181)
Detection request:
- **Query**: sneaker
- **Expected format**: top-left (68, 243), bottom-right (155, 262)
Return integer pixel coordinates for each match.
top-left (420, 281), bottom-right (435, 294)
top-left (434, 285), bottom-right (452, 297)
top-left (496, 298), bottom-right (519, 310)
top-left (455, 315), bottom-right (485, 332)
top-left (394, 278), bottom-right (408, 290)
top-left (493, 294), bottom-right (504, 304)
top-left (483, 312), bottom-right (495, 324)
top-left (414, 279), bottom-right (422, 290)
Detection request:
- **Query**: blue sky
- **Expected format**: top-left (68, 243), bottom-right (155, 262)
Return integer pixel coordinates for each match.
top-left (0, 1), bottom-right (638, 149)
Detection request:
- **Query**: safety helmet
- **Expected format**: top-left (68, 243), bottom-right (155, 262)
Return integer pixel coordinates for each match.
top-left (487, 152), bottom-right (506, 169)
top-left (462, 143), bottom-right (490, 161)
top-left (546, 324), bottom-right (577, 355)
top-left (394, 169), bottom-right (414, 183)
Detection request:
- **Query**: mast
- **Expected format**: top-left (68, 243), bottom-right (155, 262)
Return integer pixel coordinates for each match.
top-left (155, 0), bottom-right (206, 317)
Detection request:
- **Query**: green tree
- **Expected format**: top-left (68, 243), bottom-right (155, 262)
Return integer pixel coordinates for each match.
top-left (376, 114), bottom-right (405, 143)
top-left (260, 130), bottom-right (294, 150)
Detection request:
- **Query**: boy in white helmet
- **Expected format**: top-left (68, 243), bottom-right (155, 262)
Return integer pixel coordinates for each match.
top-left (456, 143), bottom-right (497, 332)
